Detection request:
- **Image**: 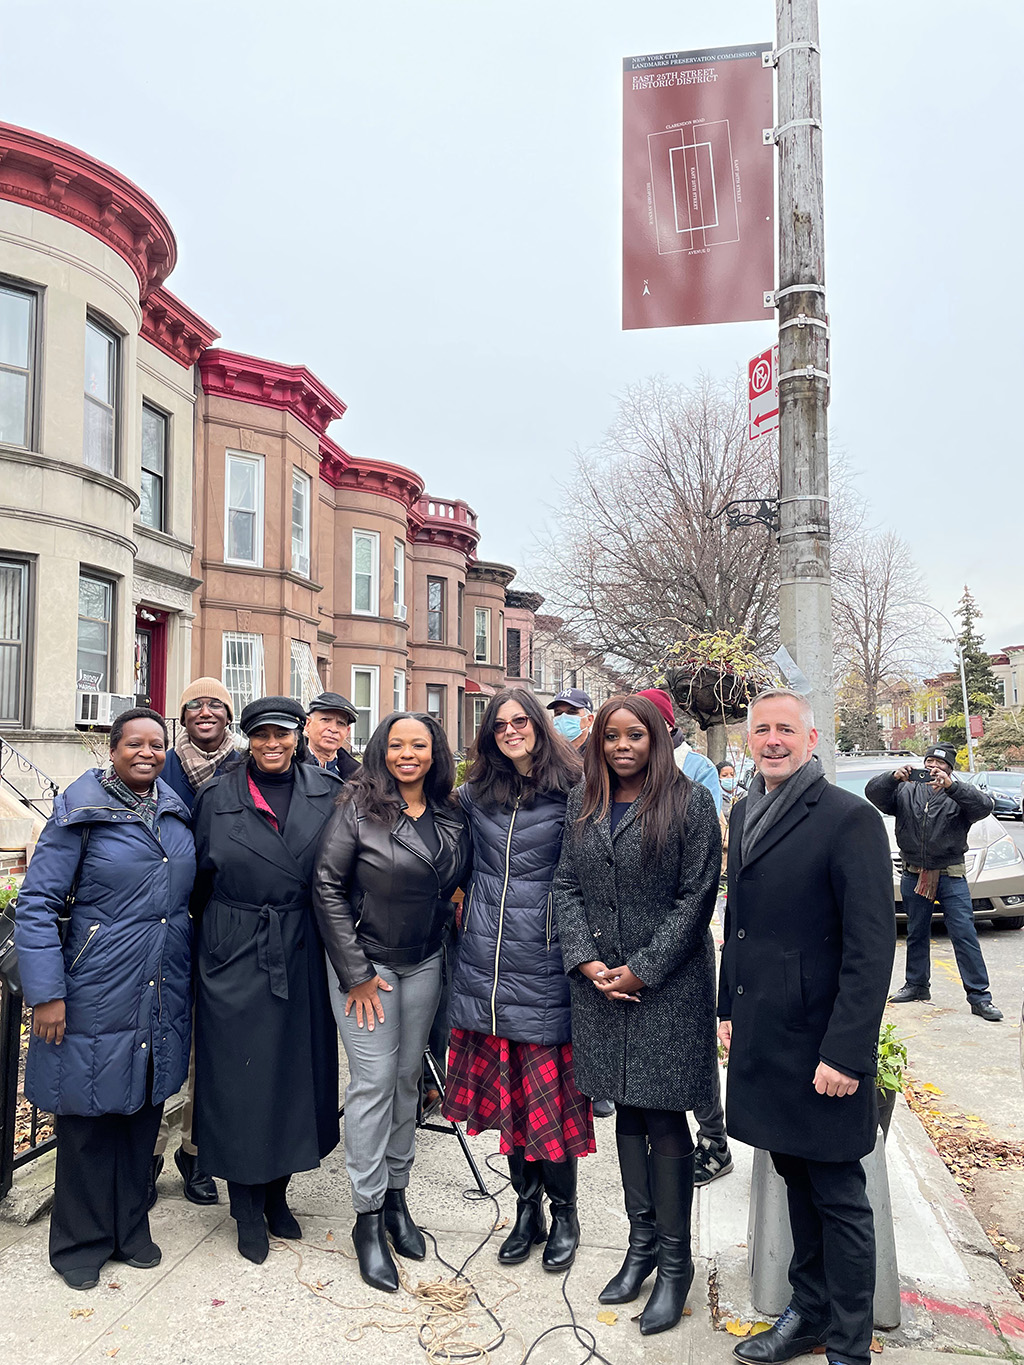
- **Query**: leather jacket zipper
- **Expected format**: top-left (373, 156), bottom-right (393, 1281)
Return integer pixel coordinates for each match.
top-left (70, 924), bottom-right (99, 972)
top-left (490, 797), bottom-right (519, 1034)
top-left (546, 891), bottom-right (553, 951)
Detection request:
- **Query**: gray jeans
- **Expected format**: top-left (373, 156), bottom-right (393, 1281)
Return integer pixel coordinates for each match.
top-left (328, 952), bottom-right (442, 1214)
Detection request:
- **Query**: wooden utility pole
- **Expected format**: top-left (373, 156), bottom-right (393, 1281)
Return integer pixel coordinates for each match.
top-left (774, 0), bottom-right (834, 772)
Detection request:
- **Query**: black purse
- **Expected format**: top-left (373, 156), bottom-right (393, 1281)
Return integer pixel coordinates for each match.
top-left (0, 827), bottom-right (91, 999)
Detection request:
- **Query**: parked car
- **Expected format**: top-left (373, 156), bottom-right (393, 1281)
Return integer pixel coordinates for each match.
top-left (834, 759), bottom-right (1024, 930)
top-left (968, 770), bottom-right (1024, 821)
top-left (959, 770), bottom-right (1020, 818)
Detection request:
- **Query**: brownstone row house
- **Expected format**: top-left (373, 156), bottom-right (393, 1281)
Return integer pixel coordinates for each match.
top-left (0, 122), bottom-right (538, 790)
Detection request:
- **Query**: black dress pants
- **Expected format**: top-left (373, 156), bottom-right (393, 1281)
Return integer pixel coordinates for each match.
top-left (770, 1152), bottom-right (875, 1365)
top-left (50, 1098), bottom-right (164, 1275)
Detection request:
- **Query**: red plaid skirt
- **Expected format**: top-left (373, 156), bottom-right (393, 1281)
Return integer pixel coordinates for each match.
top-left (443, 1028), bottom-right (596, 1162)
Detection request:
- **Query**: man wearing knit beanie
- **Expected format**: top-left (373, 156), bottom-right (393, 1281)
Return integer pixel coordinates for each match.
top-left (154, 677), bottom-right (240, 1210)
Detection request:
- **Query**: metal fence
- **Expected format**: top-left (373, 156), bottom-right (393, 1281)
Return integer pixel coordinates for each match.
top-left (0, 976), bottom-right (55, 1201)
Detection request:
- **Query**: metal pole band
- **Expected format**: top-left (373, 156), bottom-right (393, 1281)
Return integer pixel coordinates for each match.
top-left (780, 314), bottom-right (829, 333)
top-left (764, 117), bottom-right (823, 145)
top-left (764, 283), bottom-right (826, 306)
top-left (778, 366), bottom-right (830, 384)
top-left (763, 40), bottom-right (821, 66)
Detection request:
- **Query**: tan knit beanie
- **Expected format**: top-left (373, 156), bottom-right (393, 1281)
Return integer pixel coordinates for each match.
top-left (179, 676), bottom-right (234, 722)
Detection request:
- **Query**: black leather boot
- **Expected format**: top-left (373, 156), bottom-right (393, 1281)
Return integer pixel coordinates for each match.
top-left (599, 1133), bottom-right (656, 1303)
top-left (497, 1150), bottom-right (547, 1264)
top-left (265, 1176), bottom-right (301, 1240)
top-left (174, 1145), bottom-right (219, 1205)
top-left (384, 1187), bottom-right (426, 1259)
top-left (146, 1155), bottom-right (163, 1212)
top-left (638, 1152), bottom-right (695, 1336)
top-left (227, 1181), bottom-right (269, 1265)
top-left (352, 1209), bottom-right (400, 1291)
top-left (540, 1157), bottom-right (580, 1271)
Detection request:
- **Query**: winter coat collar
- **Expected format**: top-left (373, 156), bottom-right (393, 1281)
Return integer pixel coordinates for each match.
top-left (733, 770), bottom-right (828, 871)
top-left (202, 760), bottom-right (339, 878)
top-left (55, 767), bottom-right (191, 828)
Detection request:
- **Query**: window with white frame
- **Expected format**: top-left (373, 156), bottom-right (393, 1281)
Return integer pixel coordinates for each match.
top-left (393, 668), bottom-right (407, 713)
top-left (83, 316), bottom-right (118, 473)
top-left (427, 577), bottom-right (446, 642)
top-left (472, 695), bottom-right (488, 738)
top-left (352, 530), bottom-right (380, 615)
top-left (393, 539), bottom-right (406, 618)
top-left (456, 583), bottom-right (464, 647)
top-left (289, 639), bottom-right (319, 707)
top-left (498, 611), bottom-right (505, 667)
top-left (77, 573), bottom-right (114, 691)
top-left (533, 654), bottom-right (544, 690)
top-left (140, 403), bottom-right (167, 532)
top-left (225, 452), bottom-right (264, 565)
top-left (222, 631), bottom-right (265, 717)
top-left (0, 281), bottom-right (37, 450)
top-left (351, 665), bottom-right (379, 749)
top-left (426, 683), bottom-right (447, 732)
top-left (0, 559), bottom-right (29, 725)
top-left (291, 469), bottom-right (311, 577)
top-left (474, 607), bottom-right (490, 663)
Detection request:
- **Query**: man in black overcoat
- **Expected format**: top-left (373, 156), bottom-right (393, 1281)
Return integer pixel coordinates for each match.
top-left (718, 690), bottom-right (895, 1365)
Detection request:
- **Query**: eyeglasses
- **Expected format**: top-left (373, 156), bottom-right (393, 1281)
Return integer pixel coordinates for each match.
top-left (184, 699), bottom-right (228, 713)
top-left (494, 715), bottom-right (530, 735)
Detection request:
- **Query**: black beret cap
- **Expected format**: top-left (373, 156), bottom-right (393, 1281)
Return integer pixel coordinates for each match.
top-left (239, 695), bottom-right (307, 736)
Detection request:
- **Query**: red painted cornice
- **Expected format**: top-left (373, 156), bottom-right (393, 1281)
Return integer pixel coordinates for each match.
top-left (141, 287), bottom-right (220, 368)
top-left (199, 349), bottom-right (347, 437)
top-left (318, 433), bottom-right (424, 511)
top-left (0, 122), bottom-right (176, 298)
top-left (413, 495), bottom-right (480, 558)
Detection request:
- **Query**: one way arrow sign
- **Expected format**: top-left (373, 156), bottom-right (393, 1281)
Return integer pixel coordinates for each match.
top-left (748, 344), bottom-right (779, 441)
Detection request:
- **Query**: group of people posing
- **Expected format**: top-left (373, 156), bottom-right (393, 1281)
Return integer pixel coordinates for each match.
top-left (16, 677), bottom-right (909, 1365)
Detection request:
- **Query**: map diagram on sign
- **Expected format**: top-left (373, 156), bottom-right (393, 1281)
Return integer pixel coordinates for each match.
top-left (648, 120), bottom-right (739, 255)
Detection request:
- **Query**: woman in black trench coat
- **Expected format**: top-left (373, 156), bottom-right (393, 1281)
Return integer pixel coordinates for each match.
top-left (554, 695), bottom-right (721, 1336)
top-left (191, 697), bottom-right (340, 1263)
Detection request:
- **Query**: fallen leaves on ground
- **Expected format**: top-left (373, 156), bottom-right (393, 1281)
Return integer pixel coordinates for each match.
top-left (870, 1335), bottom-right (883, 1352)
top-left (904, 1080), bottom-right (1024, 1196)
top-left (211, 1299), bottom-right (225, 1307)
top-left (596, 1310), bottom-right (618, 1325)
top-left (725, 1319), bottom-right (771, 1336)
top-left (69, 1308), bottom-right (94, 1319)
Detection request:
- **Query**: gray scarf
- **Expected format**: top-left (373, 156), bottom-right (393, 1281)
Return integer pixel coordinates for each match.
top-left (740, 754), bottom-right (824, 865)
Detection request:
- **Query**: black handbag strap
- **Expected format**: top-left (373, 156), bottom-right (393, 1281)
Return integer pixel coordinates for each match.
top-left (59, 825), bottom-right (92, 936)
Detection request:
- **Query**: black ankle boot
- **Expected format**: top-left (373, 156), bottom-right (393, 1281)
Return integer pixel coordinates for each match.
top-left (540, 1158), bottom-right (580, 1272)
top-left (638, 1152), bottom-right (695, 1336)
top-left (384, 1187), bottom-right (426, 1259)
top-left (352, 1209), bottom-right (399, 1291)
top-left (265, 1176), bottom-right (301, 1240)
top-left (147, 1155), bottom-right (163, 1212)
top-left (497, 1150), bottom-right (547, 1264)
top-left (599, 1133), bottom-right (656, 1303)
top-left (227, 1181), bottom-right (269, 1265)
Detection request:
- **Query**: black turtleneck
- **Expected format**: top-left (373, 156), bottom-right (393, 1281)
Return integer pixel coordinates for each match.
top-left (249, 760), bottom-right (295, 829)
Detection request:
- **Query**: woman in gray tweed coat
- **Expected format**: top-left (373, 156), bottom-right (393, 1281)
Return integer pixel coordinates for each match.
top-left (553, 694), bottom-right (720, 1337)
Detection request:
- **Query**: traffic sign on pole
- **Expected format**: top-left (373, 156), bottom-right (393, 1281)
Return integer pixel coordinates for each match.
top-left (748, 343), bottom-right (779, 439)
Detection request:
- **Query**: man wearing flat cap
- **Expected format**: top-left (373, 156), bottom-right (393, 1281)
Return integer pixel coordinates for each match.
top-left (865, 742), bottom-right (1003, 1021)
top-left (303, 691), bottom-right (360, 781)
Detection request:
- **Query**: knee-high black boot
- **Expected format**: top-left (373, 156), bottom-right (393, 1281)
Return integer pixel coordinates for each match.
top-left (497, 1150), bottom-right (547, 1264)
top-left (638, 1152), bottom-right (695, 1336)
top-left (227, 1181), bottom-right (269, 1265)
top-left (540, 1157), bottom-right (580, 1272)
top-left (599, 1133), bottom-right (657, 1303)
top-left (265, 1176), bottom-right (301, 1240)
top-left (352, 1209), bottom-right (400, 1292)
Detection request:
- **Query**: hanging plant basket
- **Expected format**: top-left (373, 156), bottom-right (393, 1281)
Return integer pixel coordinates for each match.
top-left (656, 631), bottom-right (776, 731)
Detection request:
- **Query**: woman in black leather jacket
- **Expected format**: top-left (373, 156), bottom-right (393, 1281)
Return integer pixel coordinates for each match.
top-left (312, 712), bottom-right (470, 1292)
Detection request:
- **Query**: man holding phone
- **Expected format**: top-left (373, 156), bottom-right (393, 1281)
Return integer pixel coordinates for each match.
top-left (865, 743), bottom-right (1003, 1021)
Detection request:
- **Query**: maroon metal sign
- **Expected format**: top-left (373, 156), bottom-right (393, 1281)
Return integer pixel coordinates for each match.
top-left (623, 44), bottom-right (775, 329)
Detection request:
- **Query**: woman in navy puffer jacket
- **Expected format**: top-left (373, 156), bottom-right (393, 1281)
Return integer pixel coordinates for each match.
top-left (444, 687), bottom-right (591, 1272)
top-left (15, 708), bottom-right (195, 1291)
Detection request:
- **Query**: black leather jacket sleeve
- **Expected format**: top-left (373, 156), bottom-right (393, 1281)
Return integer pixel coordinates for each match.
top-left (312, 801), bottom-right (376, 991)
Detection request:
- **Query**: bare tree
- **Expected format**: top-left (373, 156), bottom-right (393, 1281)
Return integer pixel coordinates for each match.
top-left (534, 374), bottom-right (780, 681)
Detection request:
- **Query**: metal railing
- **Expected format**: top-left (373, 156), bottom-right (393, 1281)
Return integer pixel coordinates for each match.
top-left (0, 976), bottom-right (55, 1201)
top-left (0, 736), bottom-right (59, 820)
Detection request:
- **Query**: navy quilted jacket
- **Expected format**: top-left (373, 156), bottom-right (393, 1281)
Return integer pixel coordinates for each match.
top-left (15, 769), bottom-right (195, 1117)
top-left (448, 783), bottom-right (572, 1044)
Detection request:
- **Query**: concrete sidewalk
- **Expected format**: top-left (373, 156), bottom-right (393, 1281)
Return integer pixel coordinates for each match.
top-left (2, 1078), bottom-right (1022, 1365)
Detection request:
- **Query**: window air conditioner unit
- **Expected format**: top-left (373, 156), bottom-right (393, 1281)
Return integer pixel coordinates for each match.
top-left (397, 604), bottom-right (408, 621)
top-left (75, 691), bottom-right (135, 728)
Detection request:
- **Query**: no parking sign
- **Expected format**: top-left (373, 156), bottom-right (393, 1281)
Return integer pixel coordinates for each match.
top-left (748, 344), bottom-right (779, 440)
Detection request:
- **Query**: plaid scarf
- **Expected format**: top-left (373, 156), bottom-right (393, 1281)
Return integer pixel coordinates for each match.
top-left (174, 728), bottom-right (237, 792)
top-left (100, 765), bottom-right (159, 828)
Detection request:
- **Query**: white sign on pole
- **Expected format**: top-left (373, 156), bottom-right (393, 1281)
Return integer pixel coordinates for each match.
top-left (748, 343), bottom-right (779, 439)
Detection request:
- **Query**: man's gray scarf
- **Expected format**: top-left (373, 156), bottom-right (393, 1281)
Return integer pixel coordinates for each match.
top-left (741, 754), bottom-right (824, 865)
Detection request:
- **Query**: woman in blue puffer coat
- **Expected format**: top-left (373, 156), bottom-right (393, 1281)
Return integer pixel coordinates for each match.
top-left (14, 708), bottom-right (195, 1291)
top-left (443, 687), bottom-right (590, 1272)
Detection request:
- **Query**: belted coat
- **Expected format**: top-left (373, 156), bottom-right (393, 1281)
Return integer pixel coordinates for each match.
top-left (190, 761), bottom-right (340, 1185)
top-left (719, 772), bottom-right (896, 1162)
top-left (553, 781), bottom-right (721, 1111)
top-left (15, 769), bottom-right (195, 1117)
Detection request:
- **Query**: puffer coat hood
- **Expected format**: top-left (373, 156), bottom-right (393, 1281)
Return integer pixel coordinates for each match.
top-left (449, 783), bottom-right (572, 1045)
top-left (15, 768), bottom-right (195, 1117)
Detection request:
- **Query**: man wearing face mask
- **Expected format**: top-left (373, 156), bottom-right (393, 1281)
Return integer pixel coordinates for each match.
top-left (547, 688), bottom-right (594, 753)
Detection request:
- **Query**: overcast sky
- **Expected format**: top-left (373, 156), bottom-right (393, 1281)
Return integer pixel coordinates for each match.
top-left (5, 0), bottom-right (1023, 662)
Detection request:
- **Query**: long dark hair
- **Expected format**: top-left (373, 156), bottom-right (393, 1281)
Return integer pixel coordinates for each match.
top-left (577, 694), bottom-right (691, 852)
top-left (465, 686), bottom-right (582, 810)
top-left (339, 711), bottom-right (455, 824)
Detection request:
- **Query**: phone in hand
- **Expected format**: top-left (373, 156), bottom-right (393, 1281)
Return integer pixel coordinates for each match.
top-left (909, 768), bottom-right (934, 783)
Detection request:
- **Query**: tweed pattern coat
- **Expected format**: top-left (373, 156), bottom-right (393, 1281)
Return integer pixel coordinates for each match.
top-left (553, 780), bottom-right (721, 1111)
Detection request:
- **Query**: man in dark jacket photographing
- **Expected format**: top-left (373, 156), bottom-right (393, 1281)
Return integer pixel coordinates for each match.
top-left (865, 743), bottom-right (1003, 1021)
